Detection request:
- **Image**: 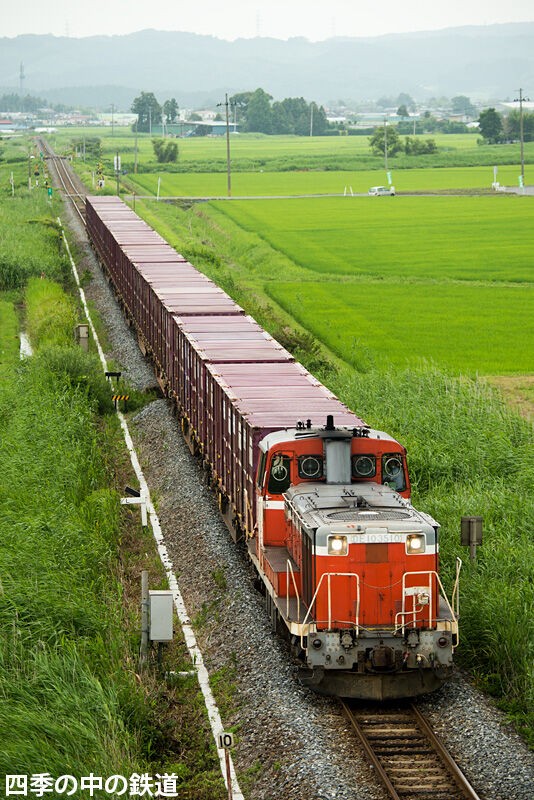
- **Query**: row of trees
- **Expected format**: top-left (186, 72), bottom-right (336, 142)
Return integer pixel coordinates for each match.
top-left (478, 108), bottom-right (534, 144)
top-left (229, 88), bottom-right (330, 135)
top-left (369, 127), bottom-right (437, 156)
top-left (131, 92), bottom-right (179, 132)
top-left (0, 93), bottom-right (70, 113)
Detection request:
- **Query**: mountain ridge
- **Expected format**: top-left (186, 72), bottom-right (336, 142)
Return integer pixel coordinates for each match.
top-left (1, 23), bottom-right (533, 109)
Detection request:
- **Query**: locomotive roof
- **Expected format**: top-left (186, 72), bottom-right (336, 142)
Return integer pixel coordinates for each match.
top-left (285, 482), bottom-right (438, 535)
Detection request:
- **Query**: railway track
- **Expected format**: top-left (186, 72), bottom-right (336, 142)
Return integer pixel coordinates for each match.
top-left (341, 701), bottom-right (481, 800)
top-left (38, 137), bottom-right (87, 225)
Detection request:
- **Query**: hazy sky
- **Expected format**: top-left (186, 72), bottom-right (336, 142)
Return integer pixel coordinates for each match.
top-left (3, 0), bottom-right (533, 40)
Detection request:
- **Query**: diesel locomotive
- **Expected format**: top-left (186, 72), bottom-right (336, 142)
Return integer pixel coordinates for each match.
top-left (86, 195), bottom-right (460, 700)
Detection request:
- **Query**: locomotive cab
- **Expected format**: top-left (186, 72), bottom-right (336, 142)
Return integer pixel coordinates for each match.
top-left (252, 417), bottom-right (460, 700)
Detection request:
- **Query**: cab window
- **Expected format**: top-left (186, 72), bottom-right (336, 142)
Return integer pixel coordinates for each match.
top-left (382, 454), bottom-right (406, 491)
top-left (351, 454), bottom-right (376, 479)
top-left (298, 455), bottom-right (324, 480)
top-left (267, 454), bottom-right (291, 494)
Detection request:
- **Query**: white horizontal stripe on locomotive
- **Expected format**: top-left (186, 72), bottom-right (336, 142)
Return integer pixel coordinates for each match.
top-left (314, 527), bottom-right (437, 554)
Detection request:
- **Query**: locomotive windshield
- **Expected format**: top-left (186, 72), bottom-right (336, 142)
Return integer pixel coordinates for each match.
top-left (267, 454), bottom-right (291, 494)
top-left (382, 454), bottom-right (406, 491)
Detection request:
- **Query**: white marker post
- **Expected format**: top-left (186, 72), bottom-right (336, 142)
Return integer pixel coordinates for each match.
top-left (218, 732), bottom-right (235, 800)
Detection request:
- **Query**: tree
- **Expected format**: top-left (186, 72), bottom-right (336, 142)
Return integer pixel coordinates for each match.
top-left (404, 136), bottom-right (437, 155)
top-left (131, 92), bottom-right (162, 132)
top-left (152, 138), bottom-right (178, 163)
top-left (163, 98), bottom-right (178, 124)
top-left (397, 104), bottom-right (409, 118)
top-left (451, 95), bottom-right (476, 118)
top-left (503, 110), bottom-right (534, 142)
top-left (244, 88), bottom-right (273, 133)
top-left (369, 125), bottom-right (402, 157)
top-left (478, 108), bottom-right (503, 143)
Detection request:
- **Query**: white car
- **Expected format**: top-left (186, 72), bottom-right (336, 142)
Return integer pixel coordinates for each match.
top-left (368, 185), bottom-right (395, 196)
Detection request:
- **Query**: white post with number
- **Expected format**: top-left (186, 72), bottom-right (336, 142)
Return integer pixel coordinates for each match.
top-left (218, 732), bottom-right (235, 800)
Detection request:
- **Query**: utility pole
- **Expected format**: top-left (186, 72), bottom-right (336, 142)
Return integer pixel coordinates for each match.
top-left (217, 94), bottom-right (232, 197)
top-left (514, 88), bottom-right (530, 186)
top-left (111, 103), bottom-right (115, 137)
top-left (310, 103), bottom-right (314, 137)
top-left (149, 107), bottom-right (152, 137)
top-left (134, 118), bottom-right (139, 174)
top-left (384, 117), bottom-right (388, 172)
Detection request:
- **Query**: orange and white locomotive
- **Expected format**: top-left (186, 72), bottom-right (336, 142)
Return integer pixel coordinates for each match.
top-left (252, 416), bottom-right (460, 699)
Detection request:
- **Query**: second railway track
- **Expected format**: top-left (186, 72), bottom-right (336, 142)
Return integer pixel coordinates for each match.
top-left (342, 700), bottom-right (481, 800)
top-left (39, 137), bottom-right (87, 225)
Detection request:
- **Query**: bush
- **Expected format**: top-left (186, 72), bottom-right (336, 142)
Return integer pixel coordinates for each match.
top-left (152, 138), bottom-right (179, 163)
top-left (37, 346), bottom-right (115, 414)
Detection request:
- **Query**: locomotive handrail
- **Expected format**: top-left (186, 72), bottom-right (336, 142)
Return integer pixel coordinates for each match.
top-left (394, 570), bottom-right (459, 646)
top-left (286, 559), bottom-right (301, 622)
top-left (300, 572), bottom-right (360, 647)
top-left (452, 557), bottom-right (462, 621)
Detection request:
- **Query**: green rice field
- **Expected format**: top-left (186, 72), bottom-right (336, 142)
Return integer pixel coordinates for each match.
top-left (208, 195), bottom-right (534, 375)
top-left (215, 195), bottom-right (533, 281)
top-left (266, 281), bottom-right (533, 374)
top-left (128, 164), bottom-right (529, 196)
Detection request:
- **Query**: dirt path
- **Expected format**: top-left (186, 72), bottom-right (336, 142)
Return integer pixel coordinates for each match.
top-left (486, 375), bottom-right (534, 421)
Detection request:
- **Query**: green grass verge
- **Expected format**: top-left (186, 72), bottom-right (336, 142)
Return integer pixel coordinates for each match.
top-left (0, 345), bottom-right (145, 778)
top-left (0, 297), bottom-right (20, 377)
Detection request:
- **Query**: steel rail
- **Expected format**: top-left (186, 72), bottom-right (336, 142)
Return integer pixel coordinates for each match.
top-left (341, 700), bottom-right (481, 800)
top-left (39, 138), bottom-right (86, 226)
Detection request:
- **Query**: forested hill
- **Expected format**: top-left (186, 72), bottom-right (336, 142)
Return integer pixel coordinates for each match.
top-left (1, 23), bottom-right (533, 109)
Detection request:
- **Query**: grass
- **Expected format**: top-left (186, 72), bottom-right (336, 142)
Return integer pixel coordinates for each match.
top-left (266, 280), bottom-right (534, 375)
top-left (0, 159), bottom-right (67, 290)
top-left (0, 344), bottom-right (143, 778)
top-left (127, 163), bottom-right (530, 197)
top-left (215, 195), bottom-right (534, 282)
top-left (26, 276), bottom-right (78, 348)
top-left (0, 297), bottom-right (20, 376)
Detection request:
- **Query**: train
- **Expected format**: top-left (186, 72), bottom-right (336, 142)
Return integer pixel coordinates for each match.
top-left (85, 195), bottom-right (461, 700)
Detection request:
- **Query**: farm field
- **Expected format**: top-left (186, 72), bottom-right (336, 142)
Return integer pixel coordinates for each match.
top-left (206, 195), bottom-right (534, 376)
top-left (216, 195), bottom-right (534, 281)
top-left (127, 163), bottom-right (528, 196)
top-left (266, 281), bottom-right (533, 374)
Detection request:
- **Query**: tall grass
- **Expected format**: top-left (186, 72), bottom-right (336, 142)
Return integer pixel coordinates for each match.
top-left (0, 199), bottom-right (68, 290)
top-left (26, 276), bottom-right (78, 348)
top-left (0, 298), bottom-right (19, 377)
top-left (0, 349), bottom-right (147, 780)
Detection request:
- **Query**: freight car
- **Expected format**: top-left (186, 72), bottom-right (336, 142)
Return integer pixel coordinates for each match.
top-left (86, 196), bottom-right (461, 700)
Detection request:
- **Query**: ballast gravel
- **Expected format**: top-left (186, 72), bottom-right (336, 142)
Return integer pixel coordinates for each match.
top-left (63, 187), bottom-right (534, 800)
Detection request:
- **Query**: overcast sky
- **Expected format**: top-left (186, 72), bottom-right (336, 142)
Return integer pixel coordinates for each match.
top-left (3, 0), bottom-right (533, 40)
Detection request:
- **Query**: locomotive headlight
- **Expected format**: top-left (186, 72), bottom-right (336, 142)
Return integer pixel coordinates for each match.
top-left (328, 535), bottom-right (348, 555)
top-left (406, 534), bottom-right (426, 554)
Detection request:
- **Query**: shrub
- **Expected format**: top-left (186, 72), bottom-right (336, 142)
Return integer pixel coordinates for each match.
top-left (37, 346), bottom-right (115, 414)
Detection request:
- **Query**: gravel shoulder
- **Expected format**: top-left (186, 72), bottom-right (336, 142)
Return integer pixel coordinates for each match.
top-left (60, 184), bottom-right (534, 800)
